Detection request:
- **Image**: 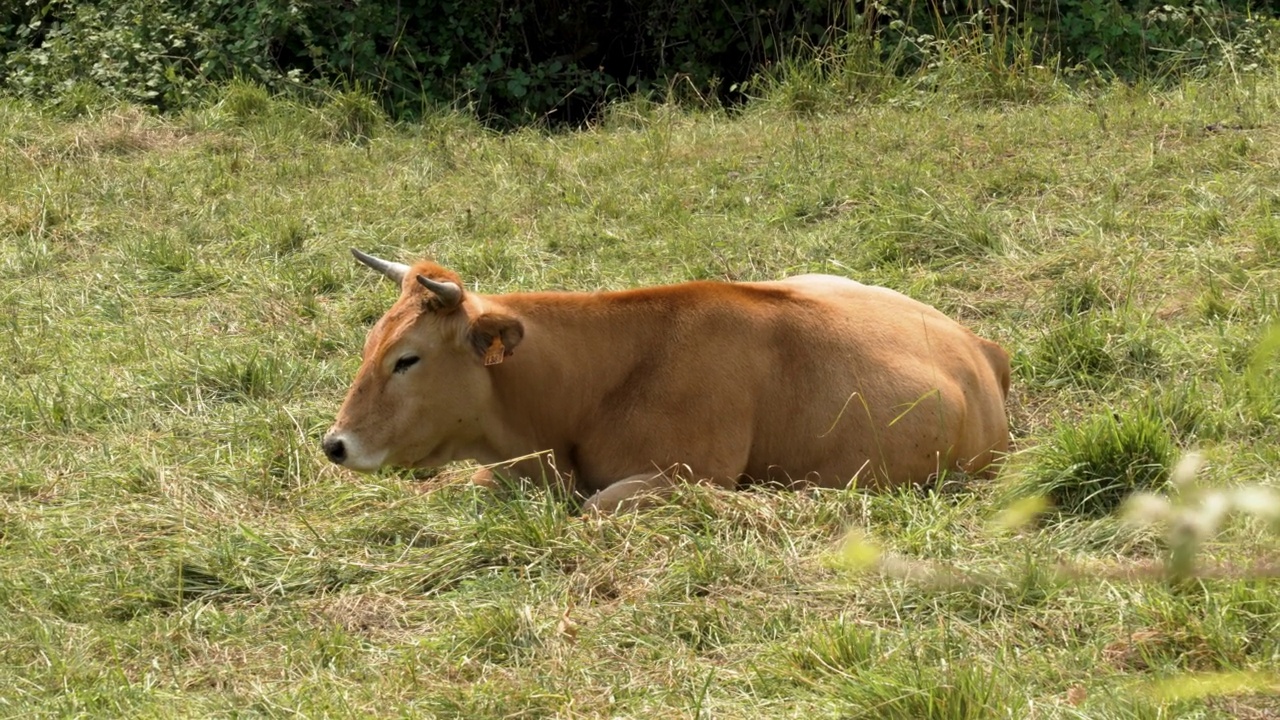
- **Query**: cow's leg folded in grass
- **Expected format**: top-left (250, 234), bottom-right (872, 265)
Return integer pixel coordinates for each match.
top-left (469, 467), bottom-right (499, 489)
top-left (581, 469), bottom-right (738, 515)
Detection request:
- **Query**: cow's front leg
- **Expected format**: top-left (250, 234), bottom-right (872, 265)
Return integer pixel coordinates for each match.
top-left (581, 468), bottom-right (738, 515)
top-left (469, 467), bottom-right (500, 488)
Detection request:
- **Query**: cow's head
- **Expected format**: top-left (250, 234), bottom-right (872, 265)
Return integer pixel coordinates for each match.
top-left (321, 249), bottom-right (523, 472)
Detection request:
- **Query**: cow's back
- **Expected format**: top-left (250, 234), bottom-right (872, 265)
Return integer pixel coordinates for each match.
top-left (739, 274), bottom-right (1010, 487)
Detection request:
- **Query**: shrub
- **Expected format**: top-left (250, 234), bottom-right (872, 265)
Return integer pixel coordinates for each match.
top-left (3, 0), bottom-right (1277, 124)
top-left (0, 0), bottom-right (846, 123)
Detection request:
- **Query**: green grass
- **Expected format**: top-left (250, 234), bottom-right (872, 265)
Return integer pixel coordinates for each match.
top-left (2, 67), bottom-right (1280, 718)
top-left (1008, 404), bottom-right (1176, 518)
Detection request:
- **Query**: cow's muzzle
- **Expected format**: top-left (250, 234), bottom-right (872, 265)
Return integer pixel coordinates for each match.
top-left (320, 432), bottom-right (386, 472)
top-left (321, 434), bottom-right (347, 465)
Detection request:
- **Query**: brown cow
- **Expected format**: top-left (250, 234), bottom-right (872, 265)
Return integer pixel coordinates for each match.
top-left (322, 249), bottom-right (1011, 513)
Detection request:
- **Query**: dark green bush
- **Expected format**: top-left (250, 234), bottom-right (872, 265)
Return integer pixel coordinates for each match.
top-left (2, 0), bottom-right (1276, 124)
top-left (0, 0), bottom-right (846, 122)
top-left (1042, 0), bottom-right (1278, 75)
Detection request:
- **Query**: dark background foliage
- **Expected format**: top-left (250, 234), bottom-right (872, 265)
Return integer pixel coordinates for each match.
top-left (1, 0), bottom-right (1276, 123)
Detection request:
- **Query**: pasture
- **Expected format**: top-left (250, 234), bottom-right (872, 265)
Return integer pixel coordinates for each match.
top-left (1, 69), bottom-right (1279, 717)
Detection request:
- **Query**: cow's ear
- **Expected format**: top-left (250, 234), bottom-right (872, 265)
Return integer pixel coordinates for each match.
top-left (467, 313), bottom-right (524, 366)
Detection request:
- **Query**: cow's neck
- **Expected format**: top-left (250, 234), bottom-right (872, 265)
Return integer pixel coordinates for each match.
top-left (475, 292), bottom-right (659, 471)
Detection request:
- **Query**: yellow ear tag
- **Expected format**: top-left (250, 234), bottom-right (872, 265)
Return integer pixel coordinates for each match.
top-left (483, 336), bottom-right (505, 366)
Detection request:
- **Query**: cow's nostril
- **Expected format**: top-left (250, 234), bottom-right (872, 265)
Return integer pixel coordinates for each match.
top-left (322, 436), bottom-right (346, 464)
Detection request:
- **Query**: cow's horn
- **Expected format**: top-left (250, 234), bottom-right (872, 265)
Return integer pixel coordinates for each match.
top-left (416, 275), bottom-right (463, 309)
top-left (351, 248), bottom-right (409, 284)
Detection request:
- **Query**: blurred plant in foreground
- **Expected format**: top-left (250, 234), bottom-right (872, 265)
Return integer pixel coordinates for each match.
top-left (1123, 452), bottom-right (1280, 583)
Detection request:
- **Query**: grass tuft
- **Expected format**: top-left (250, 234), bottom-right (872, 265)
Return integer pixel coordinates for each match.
top-left (197, 351), bottom-right (300, 402)
top-left (319, 86), bottom-right (384, 144)
top-left (786, 618), bottom-right (880, 680)
top-left (449, 601), bottom-right (543, 664)
top-left (219, 78), bottom-right (272, 123)
top-left (1050, 274), bottom-right (1111, 316)
top-left (1027, 317), bottom-right (1118, 386)
top-left (1014, 406), bottom-right (1175, 518)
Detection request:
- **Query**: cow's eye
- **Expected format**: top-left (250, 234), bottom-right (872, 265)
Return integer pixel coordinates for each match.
top-left (393, 356), bottom-right (420, 374)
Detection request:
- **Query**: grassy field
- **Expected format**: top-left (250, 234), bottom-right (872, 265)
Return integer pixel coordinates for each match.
top-left (2, 63), bottom-right (1280, 718)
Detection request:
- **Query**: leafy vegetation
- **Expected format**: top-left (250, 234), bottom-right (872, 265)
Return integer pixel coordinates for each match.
top-left (3, 0), bottom-right (1278, 123)
top-left (2, 52), bottom-right (1280, 716)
